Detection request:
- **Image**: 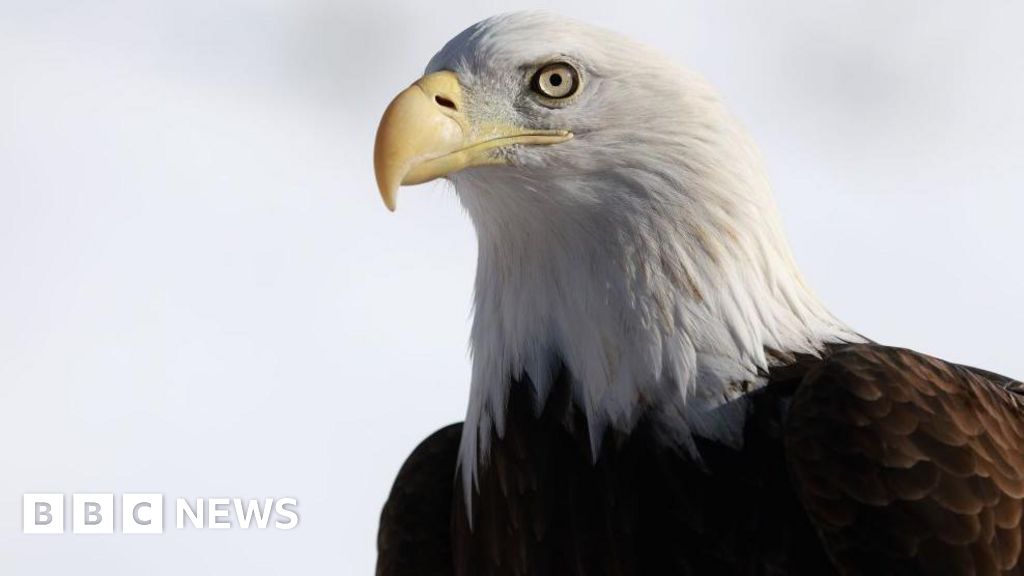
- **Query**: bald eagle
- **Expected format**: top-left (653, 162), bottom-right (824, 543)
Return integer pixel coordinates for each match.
top-left (373, 12), bottom-right (1023, 576)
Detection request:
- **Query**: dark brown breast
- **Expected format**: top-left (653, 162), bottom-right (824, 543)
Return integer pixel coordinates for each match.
top-left (450, 357), bottom-right (838, 576)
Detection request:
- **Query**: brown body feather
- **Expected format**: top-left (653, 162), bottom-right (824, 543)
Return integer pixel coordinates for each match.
top-left (377, 344), bottom-right (1023, 575)
top-left (787, 346), bottom-right (1024, 575)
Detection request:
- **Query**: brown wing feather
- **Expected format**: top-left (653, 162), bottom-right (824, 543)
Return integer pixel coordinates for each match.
top-left (786, 344), bottom-right (1024, 576)
top-left (376, 423), bottom-right (461, 576)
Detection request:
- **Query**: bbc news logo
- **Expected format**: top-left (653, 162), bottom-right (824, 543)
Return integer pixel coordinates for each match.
top-left (23, 494), bottom-right (299, 534)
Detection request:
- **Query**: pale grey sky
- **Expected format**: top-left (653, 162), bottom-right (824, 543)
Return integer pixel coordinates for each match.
top-left (0, 1), bottom-right (1021, 574)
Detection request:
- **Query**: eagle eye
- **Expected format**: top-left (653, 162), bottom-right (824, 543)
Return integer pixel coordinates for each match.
top-left (531, 62), bottom-right (580, 100)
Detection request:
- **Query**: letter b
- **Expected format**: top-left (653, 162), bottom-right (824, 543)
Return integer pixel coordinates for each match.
top-left (23, 494), bottom-right (64, 534)
top-left (73, 494), bottom-right (113, 534)
top-left (84, 502), bottom-right (102, 525)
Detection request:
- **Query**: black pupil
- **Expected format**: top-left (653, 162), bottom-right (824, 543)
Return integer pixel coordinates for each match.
top-left (549, 73), bottom-right (563, 87)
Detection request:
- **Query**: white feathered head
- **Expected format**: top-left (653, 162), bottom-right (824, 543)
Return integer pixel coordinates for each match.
top-left (374, 11), bottom-right (859, 495)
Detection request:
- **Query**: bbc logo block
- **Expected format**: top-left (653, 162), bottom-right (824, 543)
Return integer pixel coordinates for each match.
top-left (23, 494), bottom-right (63, 534)
top-left (72, 493), bottom-right (114, 534)
top-left (23, 493), bottom-right (163, 534)
top-left (122, 493), bottom-right (163, 534)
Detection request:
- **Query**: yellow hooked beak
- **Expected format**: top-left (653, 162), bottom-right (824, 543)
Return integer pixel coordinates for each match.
top-left (373, 71), bottom-right (572, 211)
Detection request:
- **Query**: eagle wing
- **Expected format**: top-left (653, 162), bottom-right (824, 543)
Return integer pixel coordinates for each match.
top-left (376, 423), bottom-right (461, 576)
top-left (786, 344), bottom-right (1024, 575)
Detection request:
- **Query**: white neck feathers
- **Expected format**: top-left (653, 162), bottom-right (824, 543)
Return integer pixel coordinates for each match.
top-left (450, 68), bottom-right (861, 500)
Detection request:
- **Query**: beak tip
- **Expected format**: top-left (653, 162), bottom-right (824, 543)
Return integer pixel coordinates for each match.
top-left (378, 183), bottom-right (398, 212)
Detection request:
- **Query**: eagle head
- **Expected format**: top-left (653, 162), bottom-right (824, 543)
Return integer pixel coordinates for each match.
top-left (373, 11), bottom-right (860, 495)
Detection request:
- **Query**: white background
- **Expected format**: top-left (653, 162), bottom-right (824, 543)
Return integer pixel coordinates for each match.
top-left (1, 1), bottom-right (1021, 574)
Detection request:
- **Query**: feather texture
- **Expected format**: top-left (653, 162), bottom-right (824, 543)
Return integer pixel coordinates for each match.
top-left (787, 346), bottom-right (1024, 575)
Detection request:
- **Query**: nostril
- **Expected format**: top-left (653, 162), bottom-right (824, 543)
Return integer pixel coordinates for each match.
top-left (434, 95), bottom-right (457, 111)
